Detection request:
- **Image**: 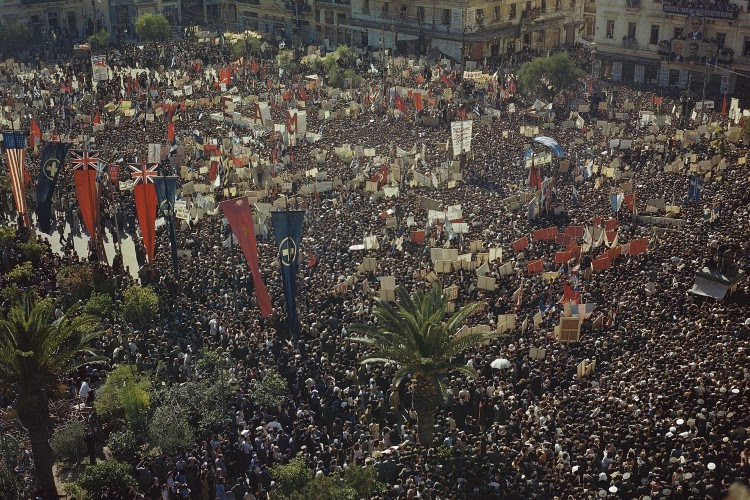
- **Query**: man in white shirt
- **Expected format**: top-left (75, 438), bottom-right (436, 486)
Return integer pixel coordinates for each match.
top-left (78, 380), bottom-right (91, 400)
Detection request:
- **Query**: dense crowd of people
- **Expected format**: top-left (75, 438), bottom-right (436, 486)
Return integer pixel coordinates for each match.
top-left (1, 34), bottom-right (749, 499)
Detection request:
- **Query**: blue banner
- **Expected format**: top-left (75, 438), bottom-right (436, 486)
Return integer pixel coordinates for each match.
top-left (271, 210), bottom-right (305, 335)
top-left (35, 142), bottom-right (68, 233)
top-left (153, 175), bottom-right (179, 271)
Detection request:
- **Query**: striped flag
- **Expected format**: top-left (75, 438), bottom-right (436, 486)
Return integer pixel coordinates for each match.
top-left (3, 131), bottom-right (28, 222)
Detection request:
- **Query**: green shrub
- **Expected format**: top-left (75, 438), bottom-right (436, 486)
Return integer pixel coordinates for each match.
top-left (344, 465), bottom-right (385, 498)
top-left (83, 292), bottom-right (114, 319)
top-left (107, 428), bottom-right (141, 465)
top-left (51, 421), bottom-right (87, 463)
top-left (0, 283), bottom-right (39, 305)
top-left (0, 464), bottom-right (18, 498)
top-left (7, 261), bottom-right (32, 282)
top-left (148, 405), bottom-right (193, 454)
top-left (94, 365), bottom-right (150, 431)
top-left (62, 482), bottom-right (85, 499)
top-left (251, 368), bottom-right (287, 409)
top-left (122, 285), bottom-right (158, 328)
top-left (0, 225), bottom-right (16, 250)
top-left (17, 239), bottom-right (45, 261)
top-left (87, 29), bottom-right (110, 50)
top-left (57, 265), bottom-right (95, 307)
top-left (78, 460), bottom-right (136, 498)
top-left (151, 376), bottom-right (232, 435)
top-left (135, 13), bottom-right (171, 42)
top-left (272, 457), bottom-right (313, 498)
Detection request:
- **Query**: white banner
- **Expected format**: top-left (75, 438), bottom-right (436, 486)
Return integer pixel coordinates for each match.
top-left (91, 55), bottom-right (109, 82)
top-left (450, 120), bottom-right (473, 154)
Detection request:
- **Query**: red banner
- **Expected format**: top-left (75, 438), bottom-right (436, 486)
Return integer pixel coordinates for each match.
top-left (108, 164), bottom-right (120, 185)
top-left (512, 237), bottom-right (529, 253)
top-left (71, 151), bottom-right (101, 239)
top-left (220, 197), bottom-right (272, 317)
top-left (592, 256), bottom-right (611, 272)
top-left (527, 260), bottom-right (543, 274)
top-left (129, 164), bottom-right (159, 263)
top-left (411, 230), bottom-right (425, 243)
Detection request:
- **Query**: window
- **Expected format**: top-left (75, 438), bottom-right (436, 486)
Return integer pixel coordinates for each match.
top-left (510, 4), bottom-right (517, 18)
top-left (673, 27), bottom-right (682, 39)
top-left (476, 9), bottom-right (484, 24)
top-left (526, 1), bottom-right (532, 12)
top-left (363, 0), bottom-right (369, 14)
top-left (325, 11), bottom-right (334, 24)
top-left (650, 24), bottom-right (659, 45)
top-left (442, 8), bottom-right (450, 25)
top-left (337, 13), bottom-right (346, 23)
top-left (494, 6), bottom-right (500, 21)
top-left (716, 32), bottom-right (725, 48)
top-left (606, 20), bottom-right (614, 39)
top-left (382, 2), bottom-right (389, 15)
top-left (417, 6), bottom-right (425, 23)
top-left (744, 37), bottom-right (750, 57)
top-left (627, 22), bottom-right (636, 38)
top-left (315, 9), bottom-right (320, 22)
top-left (541, 0), bottom-right (547, 12)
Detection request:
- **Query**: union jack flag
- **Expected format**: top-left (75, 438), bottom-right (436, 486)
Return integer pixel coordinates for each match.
top-left (129, 163), bottom-right (158, 185)
top-left (70, 150), bottom-right (100, 171)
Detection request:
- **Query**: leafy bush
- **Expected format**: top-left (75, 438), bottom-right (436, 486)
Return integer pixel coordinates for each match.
top-left (18, 239), bottom-right (45, 261)
top-left (344, 465), bottom-right (385, 498)
top-left (94, 365), bottom-right (150, 431)
top-left (251, 368), bottom-right (287, 409)
top-left (83, 292), bottom-right (114, 319)
top-left (87, 29), bottom-right (110, 50)
top-left (151, 376), bottom-right (232, 435)
top-left (304, 475), bottom-right (357, 500)
top-left (107, 428), bottom-right (141, 465)
top-left (7, 262), bottom-right (33, 282)
top-left (148, 405), bottom-right (193, 454)
top-left (0, 225), bottom-right (16, 250)
top-left (0, 464), bottom-right (18, 498)
top-left (51, 421), bottom-right (87, 463)
top-left (78, 460), bottom-right (136, 498)
top-left (0, 283), bottom-right (38, 304)
top-left (62, 482), bottom-right (85, 499)
top-left (122, 285), bottom-right (158, 328)
top-left (272, 457), bottom-right (313, 498)
top-left (57, 265), bottom-right (95, 308)
top-left (135, 13), bottom-right (171, 42)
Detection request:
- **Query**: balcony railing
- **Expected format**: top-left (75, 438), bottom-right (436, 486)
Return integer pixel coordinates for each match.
top-left (622, 37), bottom-right (638, 50)
top-left (662, 2), bottom-right (738, 20)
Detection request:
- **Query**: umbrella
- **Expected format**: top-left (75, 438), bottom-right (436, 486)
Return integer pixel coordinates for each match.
top-left (490, 358), bottom-right (511, 370)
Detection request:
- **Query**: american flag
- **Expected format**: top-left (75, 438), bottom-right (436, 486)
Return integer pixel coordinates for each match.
top-left (3, 131), bottom-right (28, 219)
top-left (70, 150), bottom-right (100, 171)
top-left (129, 163), bottom-right (158, 185)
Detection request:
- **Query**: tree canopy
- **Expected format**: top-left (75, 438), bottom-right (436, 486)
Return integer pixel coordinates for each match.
top-left (517, 53), bottom-right (585, 98)
top-left (135, 13), bottom-right (171, 42)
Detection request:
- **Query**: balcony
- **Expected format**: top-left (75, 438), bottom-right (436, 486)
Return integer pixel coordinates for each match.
top-left (662, 1), bottom-right (738, 20)
top-left (624, 0), bottom-right (640, 8)
top-left (622, 37), bottom-right (638, 50)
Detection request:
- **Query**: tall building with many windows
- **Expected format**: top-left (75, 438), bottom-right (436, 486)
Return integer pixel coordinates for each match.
top-left (594, 0), bottom-right (749, 96)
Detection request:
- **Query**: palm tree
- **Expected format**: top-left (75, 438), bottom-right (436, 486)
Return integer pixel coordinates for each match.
top-left (351, 285), bottom-right (499, 446)
top-left (0, 294), bottom-right (102, 498)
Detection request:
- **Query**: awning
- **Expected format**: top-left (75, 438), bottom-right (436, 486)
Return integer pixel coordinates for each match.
top-left (689, 276), bottom-right (729, 299)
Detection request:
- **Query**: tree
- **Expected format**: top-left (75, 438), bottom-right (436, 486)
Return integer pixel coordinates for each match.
top-left (250, 368), bottom-right (287, 409)
top-left (94, 364), bottom-right (150, 431)
top-left (0, 23), bottom-right (31, 56)
top-left (272, 456), bottom-right (313, 498)
top-left (87, 29), bottom-right (110, 51)
top-left (335, 44), bottom-right (356, 68)
top-left (78, 460), bottom-right (137, 498)
top-left (148, 404), bottom-right (193, 454)
top-left (276, 50), bottom-right (296, 75)
top-left (517, 52), bottom-right (585, 98)
top-left (122, 285), bottom-right (158, 328)
top-left (0, 295), bottom-right (101, 498)
top-left (134, 13), bottom-right (171, 42)
top-left (351, 285), bottom-right (498, 446)
top-left (0, 225), bottom-right (16, 251)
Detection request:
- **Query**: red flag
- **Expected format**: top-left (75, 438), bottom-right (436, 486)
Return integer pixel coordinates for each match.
top-left (411, 230), bottom-right (426, 243)
top-left (562, 283), bottom-right (581, 304)
top-left (441, 72), bottom-right (453, 88)
top-left (529, 166), bottom-right (541, 191)
top-left (71, 150), bottom-right (102, 239)
top-left (209, 160), bottom-right (219, 181)
top-left (220, 196), bottom-right (273, 317)
top-left (129, 163), bottom-right (158, 263)
top-left (283, 90), bottom-right (292, 101)
top-left (167, 122), bottom-right (175, 143)
top-left (515, 279), bottom-right (525, 311)
top-left (652, 96), bottom-right (664, 106)
top-left (721, 94), bottom-right (727, 116)
top-left (394, 93), bottom-right (407, 113)
top-left (300, 88), bottom-right (308, 100)
top-left (370, 166), bottom-right (388, 187)
top-left (30, 119), bottom-right (42, 148)
top-left (414, 92), bottom-right (423, 111)
top-left (93, 111), bottom-right (101, 125)
top-left (624, 193), bottom-right (636, 213)
top-left (251, 58), bottom-right (259, 74)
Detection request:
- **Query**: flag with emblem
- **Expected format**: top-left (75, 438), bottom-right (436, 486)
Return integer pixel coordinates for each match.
top-left (70, 150), bottom-right (102, 239)
top-left (129, 163), bottom-right (159, 263)
top-left (704, 203), bottom-right (720, 223)
top-left (153, 174), bottom-right (179, 271)
top-left (3, 131), bottom-right (28, 223)
top-left (220, 197), bottom-right (273, 317)
top-left (271, 209), bottom-right (306, 334)
top-left (688, 175), bottom-right (703, 203)
top-left (35, 142), bottom-right (68, 233)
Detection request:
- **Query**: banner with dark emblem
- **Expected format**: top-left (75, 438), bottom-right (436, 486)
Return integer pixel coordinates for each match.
top-left (35, 142), bottom-right (68, 233)
top-left (271, 210), bottom-right (305, 335)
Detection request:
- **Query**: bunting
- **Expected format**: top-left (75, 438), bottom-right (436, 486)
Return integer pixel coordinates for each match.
top-left (129, 163), bottom-right (159, 263)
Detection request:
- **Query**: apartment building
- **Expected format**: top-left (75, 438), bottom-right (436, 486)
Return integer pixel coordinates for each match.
top-left (594, 0), bottom-right (749, 95)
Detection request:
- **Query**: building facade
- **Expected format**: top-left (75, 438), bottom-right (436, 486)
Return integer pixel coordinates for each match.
top-left (0, 0), bottom-right (110, 40)
top-left (594, 0), bottom-right (749, 96)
